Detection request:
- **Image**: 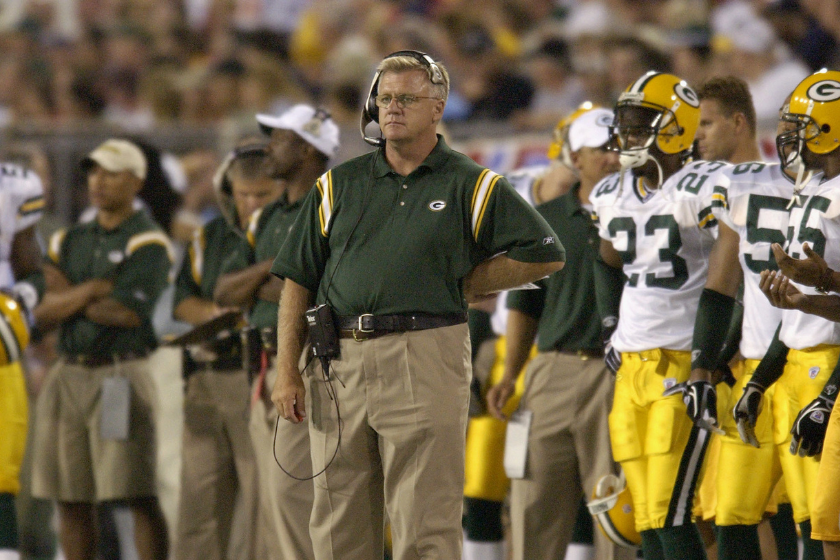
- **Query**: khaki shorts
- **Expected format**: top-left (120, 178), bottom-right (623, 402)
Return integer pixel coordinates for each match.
top-left (31, 357), bottom-right (158, 502)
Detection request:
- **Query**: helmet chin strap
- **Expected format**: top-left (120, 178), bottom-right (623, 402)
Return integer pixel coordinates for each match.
top-left (619, 147), bottom-right (664, 191)
top-left (786, 142), bottom-right (814, 209)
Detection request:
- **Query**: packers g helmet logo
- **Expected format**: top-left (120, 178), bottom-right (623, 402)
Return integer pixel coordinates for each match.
top-left (674, 83), bottom-right (699, 108)
top-left (428, 200), bottom-right (446, 211)
top-left (807, 80), bottom-right (840, 102)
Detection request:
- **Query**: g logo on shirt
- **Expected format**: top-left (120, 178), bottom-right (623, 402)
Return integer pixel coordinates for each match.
top-left (429, 200), bottom-right (446, 211)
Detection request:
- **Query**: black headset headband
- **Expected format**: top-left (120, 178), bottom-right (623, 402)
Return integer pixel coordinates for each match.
top-left (360, 50), bottom-right (444, 148)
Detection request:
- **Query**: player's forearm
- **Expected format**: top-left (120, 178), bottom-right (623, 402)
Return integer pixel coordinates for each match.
top-left (213, 261), bottom-right (272, 307)
top-left (173, 296), bottom-right (219, 326)
top-left (502, 309), bottom-right (538, 384)
top-left (84, 297), bottom-right (141, 327)
top-left (257, 275), bottom-right (284, 303)
top-left (34, 280), bottom-right (110, 331)
top-left (463, 254), bottom-right (563, 302)
top-left (276, 279), bottom-right (312, 373)
top-left (796, 294), bottom-right (840, 322)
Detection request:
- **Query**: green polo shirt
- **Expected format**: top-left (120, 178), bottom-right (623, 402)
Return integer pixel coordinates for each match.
top-left (271, 136), bottom-right (565, 316)
top-left (46, 211), bottom-right (173, 355)
top-left (173, 215), bottom-right (250, 306)
top-left (507, 185), bottom-right (601, 353)
top-left (221, 194), bottom-right (304, 329)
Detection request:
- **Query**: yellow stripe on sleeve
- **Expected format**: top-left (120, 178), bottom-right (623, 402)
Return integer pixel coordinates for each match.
top-left (471, 170), bottom-right (500, 240)
top-left (318, 171), bottom-right (333, 237)
top-left (47, 228), bottom-right (67, 264)
top-left (246, 208), bottom-right (263, 248)
top-left (189, 227), bottom-right (205, 285)
top-left (126, 231), bottom-right (175, 263)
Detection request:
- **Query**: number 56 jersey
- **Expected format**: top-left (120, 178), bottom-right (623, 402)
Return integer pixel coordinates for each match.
top-left (590, 160), bottom-right (730, 353)
top-left (779, 172), bottom-right (840, 349)
top-left (711, 162), bottom-right (791, 359)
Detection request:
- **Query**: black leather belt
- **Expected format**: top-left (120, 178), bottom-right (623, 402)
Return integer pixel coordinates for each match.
top-left (556, 348), bottom-right (604, 361)
top-left (337, 312), bottom-right (467, 341)
top-left (68, 350), bottom-right (150, 368)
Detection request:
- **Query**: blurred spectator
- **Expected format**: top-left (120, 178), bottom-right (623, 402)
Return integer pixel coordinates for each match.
top-left (451, 23), bottom-right (535, 121)
top-left (518, 38), bottom-right (586, 131)
top-left (761, 0), bottom-right (839, 71)
top-left (712, 8), bottom-right (809, 131)
top-left (604, 36), bottom-right (671, 103)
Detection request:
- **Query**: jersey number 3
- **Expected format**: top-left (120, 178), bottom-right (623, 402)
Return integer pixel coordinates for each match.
top-left (608, 215), bottom-right (688, 289)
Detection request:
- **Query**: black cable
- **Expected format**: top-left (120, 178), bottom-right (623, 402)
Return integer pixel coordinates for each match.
top-left (271, 149), bottom-right (378, 480)
top-left (272, 354), bottom-right (344, 481)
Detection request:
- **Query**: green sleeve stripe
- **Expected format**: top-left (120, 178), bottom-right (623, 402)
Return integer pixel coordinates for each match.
top-left (126, 231), bottom-right (175, 262)
top-left (698, 206), bottom-right (717, 229)
top-left (712, 186), bottom-right (728, 209)
top-left (317, 170), bottom-right (333, 237)
top-left (471, 169), bottom-right (500, 240)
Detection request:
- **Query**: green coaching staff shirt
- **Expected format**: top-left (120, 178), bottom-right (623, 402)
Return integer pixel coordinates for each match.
top-left (47, 211), bottom-right (173, 355)
top-left (506, 185), bottom-right (602, 353)
top-left (270, 136), bottom-right (565, 315)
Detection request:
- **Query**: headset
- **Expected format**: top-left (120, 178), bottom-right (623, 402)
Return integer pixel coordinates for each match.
top-left (360, 50), bottom-right (446, 148)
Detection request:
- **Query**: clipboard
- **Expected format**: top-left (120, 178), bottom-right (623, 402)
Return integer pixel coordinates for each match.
top-left (165, 310), bottom-right (244, 346)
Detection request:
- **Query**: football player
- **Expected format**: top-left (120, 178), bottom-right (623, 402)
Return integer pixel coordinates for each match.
top-left (742, 69), bottom-right (840, 560)
top-left (591, 71), bottom-right (740, 560)
top-left (704, 79), bottom-right (799, 560)
top-left (0, 160), bottom-right (44, 560)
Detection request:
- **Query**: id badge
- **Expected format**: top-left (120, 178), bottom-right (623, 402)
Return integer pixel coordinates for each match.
top-left (101, 377), bottom-right (131, 440)
top-left (504, 409), bottom-right (533, 479)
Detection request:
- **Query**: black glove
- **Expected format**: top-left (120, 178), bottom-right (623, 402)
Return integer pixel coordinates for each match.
top-left (790, 395), bottom-right (833, 457)
top-left (664, 380), bottom-right (723, 434)
top-left (604, 341), bottom-right (621, 376)
top-left (732, 381), bottom-right (765, 448)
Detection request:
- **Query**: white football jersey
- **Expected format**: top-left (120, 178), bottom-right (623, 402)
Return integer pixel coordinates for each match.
top-left (0, 163), bottom-right (44, 288)
top-left (491, 164), bottom-right (548, 336)
top-left (591, 160), bottom-right (729, 352)
top-left (779, 172), bottom-right (840, 349)
top-left (712, 162), bottom-right (791, 359)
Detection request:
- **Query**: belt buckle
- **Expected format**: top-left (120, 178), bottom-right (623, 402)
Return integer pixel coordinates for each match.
top-left (577, 350), bottom-right (590, 361)
top-left (353, 314), bottom-right (375, 341)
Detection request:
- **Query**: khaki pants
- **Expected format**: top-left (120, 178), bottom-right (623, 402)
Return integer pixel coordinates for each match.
top-left (31, 357), bottom-right (157, 502)
top-left (175, 368), bottom-right (258, 560)
top-left (250, 361), bottom-right (315, 560)
top-left (510, 351), bottom-right (634, 560)
top-left (307, 324), bottom-right (471, 560)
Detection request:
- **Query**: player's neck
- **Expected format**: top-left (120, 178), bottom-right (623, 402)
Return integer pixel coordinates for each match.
top-left (286, 165), bottom-right (322, 204)
top-left (96, 206), bottom-right (135, 230)
top-left (727, 142), bottom-right (762, 165)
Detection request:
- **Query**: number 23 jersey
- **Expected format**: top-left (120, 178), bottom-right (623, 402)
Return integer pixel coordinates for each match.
top-left (590, 160), bottom-right (728, 353)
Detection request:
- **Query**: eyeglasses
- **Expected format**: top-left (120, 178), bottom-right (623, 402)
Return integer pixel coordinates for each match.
top-left (374, 94), bottom-right (441, 109)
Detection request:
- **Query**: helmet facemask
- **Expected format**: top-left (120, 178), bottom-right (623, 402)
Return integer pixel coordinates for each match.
top-left (777, 113), bottom-right (816, 208)
top-left (612, 104), bottom-right (671, 189)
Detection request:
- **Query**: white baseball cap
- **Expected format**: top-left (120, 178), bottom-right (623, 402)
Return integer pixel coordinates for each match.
top-left (256, 104), bottom-right (340, 157)
top-left (82, 139), bottom-right (147, 180)
top-left (568, 108), bottom-right (614, 152)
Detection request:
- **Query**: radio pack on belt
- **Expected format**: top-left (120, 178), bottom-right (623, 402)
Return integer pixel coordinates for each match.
top-left (305, 304), bottom-right (340, 361)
